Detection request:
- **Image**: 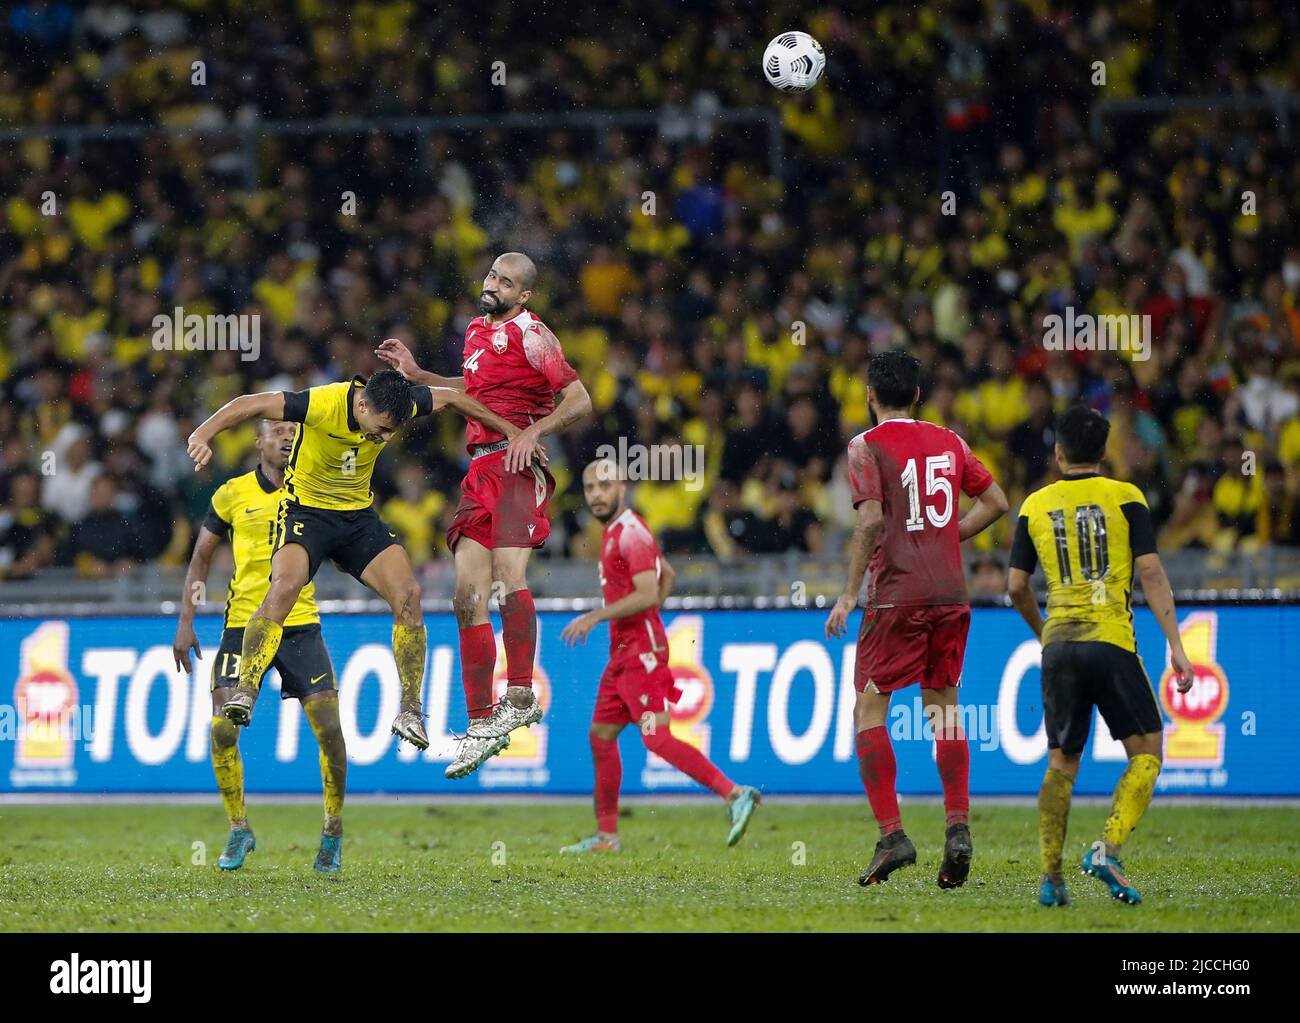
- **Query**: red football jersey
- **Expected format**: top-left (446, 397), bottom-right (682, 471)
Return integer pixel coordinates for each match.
top-left (847, 418), bottom-right (993, 608)
top-left (599, 508), bottom-right (669, 654)
top-left (461, 309), bottom-right (580, 449)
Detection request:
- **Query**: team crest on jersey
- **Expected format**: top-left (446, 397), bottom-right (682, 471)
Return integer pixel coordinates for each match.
top-left (491, 329), bottom-right (508, 354)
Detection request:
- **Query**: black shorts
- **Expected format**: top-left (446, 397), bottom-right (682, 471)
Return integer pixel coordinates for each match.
top-left (275, 500), bottom-right (399, 582)
top-left (211, 624), bottom-right (336, 701)
top-left (1041, 640), bottom-right (1163, 755)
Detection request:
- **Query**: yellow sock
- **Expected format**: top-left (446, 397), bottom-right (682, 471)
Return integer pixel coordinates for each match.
top-left (1102, 753), bottom-right (1161, 850)
top-left (238, 615), bottom-right (284, 692)
top-left (1038, 767), bottom-right (1074, 874)
top-left (392, 623), bottom-right (427, 708)
top-left (210, 716), bottom-right (246, 826)
top-left (305, 698), bottom-right (347, 836)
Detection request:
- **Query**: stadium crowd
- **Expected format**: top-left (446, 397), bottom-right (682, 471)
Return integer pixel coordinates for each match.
top-left (3, 0), bottom-right (1300, 589)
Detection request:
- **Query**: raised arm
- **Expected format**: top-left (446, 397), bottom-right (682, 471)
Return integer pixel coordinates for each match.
top-left (172, 525), bottom-right (224, 672)
top-left (422, 385), bottom-right (519, 439)
top-left (187, 392), bottom-right (286, 471)
top-left (376, 338), bottom-right (465, 391)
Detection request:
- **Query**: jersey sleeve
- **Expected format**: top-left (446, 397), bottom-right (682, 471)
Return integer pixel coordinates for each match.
top-left (281, 389), bottom-right (310, 423)
top-left (522, 321), bottom-right (580, 392)
top-left (281, 386), bottom-right (332, 427)
top-left (1120, 487), bottom-right (1158, 557)
top-left (957, 434), bottom-right (994, 497)
top-left (1009, 514), bottom-right (1038, 572)
top-left (846, 435), bottom-right (882, 507)
top-left (203, 484), bottom-right (232, 538)
top-left (1008, 493), bottom-right (1038, 573)
top-left (617, 522), bottom-right (660, 577)
top-left (411, 384), bottom-right (434, 418)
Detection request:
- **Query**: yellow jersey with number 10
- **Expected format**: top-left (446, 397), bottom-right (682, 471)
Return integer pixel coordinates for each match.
top-left (1009, 472), bottom-right (1158, 653)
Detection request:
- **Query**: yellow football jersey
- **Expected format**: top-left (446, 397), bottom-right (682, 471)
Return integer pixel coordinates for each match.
top-left (281, 377), bottom-right (430, 511)
top-left (205, 465), bottom-right (318, 628)
top-left (1009, 473), bottom-right (1157, 653)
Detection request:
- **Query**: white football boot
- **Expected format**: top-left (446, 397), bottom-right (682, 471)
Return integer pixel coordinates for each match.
top-left (444, 733), bottom-right (511, 779)
top-left (466, 686), bottom-right (543, 739)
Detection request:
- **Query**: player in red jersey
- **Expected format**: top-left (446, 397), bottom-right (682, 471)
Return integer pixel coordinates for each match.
top-left (825, 349), bottom-right (1008, 888)
top-left (557, 458), bottom-right (761, 852)
top-left (376, 252), bottom-right (592, 778)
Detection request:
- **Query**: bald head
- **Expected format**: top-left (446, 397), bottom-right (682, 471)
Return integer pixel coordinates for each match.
top-left (480, 252), bottom-right (537, 318)
top-left (498, 251), bottom-right (537, 290)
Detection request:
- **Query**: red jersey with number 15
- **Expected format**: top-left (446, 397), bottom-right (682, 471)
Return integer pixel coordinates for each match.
top-left (847, 418), bottom-right (993, 609)
top-left (599, 508), bottom-right (669, 655)
top-left (461, 309), bottom-right (580, 450)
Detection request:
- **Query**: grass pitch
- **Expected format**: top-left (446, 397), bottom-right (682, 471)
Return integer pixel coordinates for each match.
top-left (1, 800), bottom-right (1295, 932)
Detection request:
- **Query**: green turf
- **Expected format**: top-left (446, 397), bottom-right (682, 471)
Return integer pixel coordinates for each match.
top-left (1, 801), bottom-right (1295, 932)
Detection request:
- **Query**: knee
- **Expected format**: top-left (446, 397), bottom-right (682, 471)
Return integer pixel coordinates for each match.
top-left (211, 715), bottom-right (239, 750)
top-left (394, 579), bottom-right (422, 623)
top-left (452, 584), bottom-right (483, 627)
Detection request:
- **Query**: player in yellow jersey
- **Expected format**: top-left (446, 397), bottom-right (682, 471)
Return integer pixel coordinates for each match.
top-left (172, 420), bottom-right (346, 872)
top-left (185, 369), bottom-right (517, 754)
top-left (1007, 404), bottom-right (1193, 907)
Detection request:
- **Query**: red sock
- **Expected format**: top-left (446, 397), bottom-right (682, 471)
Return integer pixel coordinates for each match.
top-left (591, 733), bottom-right (621, 834)
top-left (500, 589), bottom-right (536, 689)
top-left (459, 623), bottom-right (496, 720)
top-left (642, 727), bottom-right (734, 799)
top-left (935, 728), bottom-right (970, 827)
top-left (856, 726), bottom-right (902, 835)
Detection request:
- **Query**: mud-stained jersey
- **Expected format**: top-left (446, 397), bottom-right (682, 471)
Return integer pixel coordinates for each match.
top-left (280, 377), bottom-right (432, 511)
top-left (1009, 472), bottom-right (1157, 653)
top-left (598, 508), bottom-right (669, 655)
top-left (847, 418), bottom-right (994, 608)
top-left (203, 465), bottom-right (318, 628)
top-left (460, 310), bottom-right (579, 450)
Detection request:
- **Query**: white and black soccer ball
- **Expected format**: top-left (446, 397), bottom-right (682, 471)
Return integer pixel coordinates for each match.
top-left (762, 31), bottom-right (826, 92)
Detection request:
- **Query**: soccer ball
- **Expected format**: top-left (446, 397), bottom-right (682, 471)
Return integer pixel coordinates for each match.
top-left (762, 31), bottom-right (826, 92)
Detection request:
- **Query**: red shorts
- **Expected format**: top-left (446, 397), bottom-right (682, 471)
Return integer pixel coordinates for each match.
top-left (591, 645), bottom-right (682, 727)
top-left (447, 450), bottom-right (555, 551)
top-left (854, 604), bottom-right (971, 694)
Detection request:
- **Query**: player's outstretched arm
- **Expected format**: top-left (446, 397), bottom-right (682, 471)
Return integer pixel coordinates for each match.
top-left (561, 569), bottom-right (658, 646)
top-left (1006, 567), bottom-right (1044, 639)
top-left (826, 498), bottom-right (882, 639)
top-left (376, 338), bottom-right (465, 390)
top-left (186, 392), bottom-right (286, 471)
top-left (173, 525), bottom-right (223, 672)
top-left (958, 480), bottom-right (1009, 541)
top-left (1135, 553), bottom-right (1194, 692)
top-left (505, 379), bottom-right (592, 473)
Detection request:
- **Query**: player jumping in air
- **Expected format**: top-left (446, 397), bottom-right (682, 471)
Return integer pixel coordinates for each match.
top-left (557, 459), bottom-right (762, 852)
top-left (376, 252), bottom-right (592, 779)
top-left (186, 369), bottom-right (517, 755)
top-left (826, 349), bottom-right (1009, 888)
top-left (1007, 404), bottom-right (1193, 907)
top-left (173, 420), bottom-right (348, 872)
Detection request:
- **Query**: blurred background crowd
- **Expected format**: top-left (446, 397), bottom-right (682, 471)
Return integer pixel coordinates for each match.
top-left (3, 0), bottom-right (1300, 592)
